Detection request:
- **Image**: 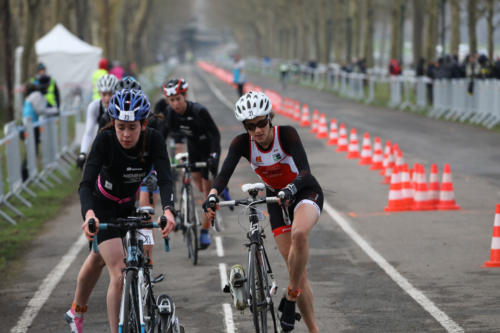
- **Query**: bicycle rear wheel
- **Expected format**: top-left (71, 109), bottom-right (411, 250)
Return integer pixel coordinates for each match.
top-left (122, 270), bottom-right (141, 333)
top-left (187, 186), bottom-right (199, 265)
top-left (249, 244), bottom-right (269, 333)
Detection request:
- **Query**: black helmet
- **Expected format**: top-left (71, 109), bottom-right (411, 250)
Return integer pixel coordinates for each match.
top-left (116, 76), bottom-right (142, 91)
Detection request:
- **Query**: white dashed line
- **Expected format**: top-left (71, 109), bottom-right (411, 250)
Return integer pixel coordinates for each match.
top-left (215, 236), bottom-right (224, 257)
top-left (219, 262), bottom-right (228, 292)
top-left (223, 303), bottom-right (235, 333)
top-left (323, 201), bottom-right (464, 333)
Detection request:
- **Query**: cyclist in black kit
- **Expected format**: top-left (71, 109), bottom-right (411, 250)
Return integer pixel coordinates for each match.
top-left (65, 89), bottom-right (176, 333)
top-left (204, 91), bottom-right (322, 333)
top-left (161, 78), bottom-right (220, 249)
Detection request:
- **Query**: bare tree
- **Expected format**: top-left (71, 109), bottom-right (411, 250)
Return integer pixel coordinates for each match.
top-left (486, 0), bottom-right (495, 59)
top-left (467, 0), bottom-right (478, 55)
top-left (412, 0), bottom-right (425, 66)
top-left (334, 0), bottom-right (346, 63)
top-left (425, 0), bottom-right (439, 63)
top-left (450, 0), bottom-right (461, 57)
top-left (1, 0), bottom-right (15, 120)
top-left (21, 0), bottom-right (42, 82)
top-left (390, 0), bottom-right (402, 61)
top-left (364, 0), bottom-right (375, 67)
top-left (130, 0), bottom-right (152, 68)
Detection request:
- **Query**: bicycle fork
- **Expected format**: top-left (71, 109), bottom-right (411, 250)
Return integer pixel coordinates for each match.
top-left (118, 269), bottom-right (146, 333)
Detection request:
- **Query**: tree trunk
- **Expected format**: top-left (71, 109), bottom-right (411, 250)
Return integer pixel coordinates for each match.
top-left (22, 0), bottom-right (41, 83)
top-left (1, 0), bottom-right (15, 121)
top-left (95, 0), bottom-right (111, 58)
top-left (352, 0), bottom-right (361, 59)
top-left (487, 0), bottom-right (494, 59)
top-left (334, 0), bottom-right (345, 63)
top-left (390, 0), bottom-right (402, 61)
top-left (412, 0), bottom-right (425, 66)
top-left (425, 0), bottom-right (439, 64)
top-left (346, 0), bottom-right (354, 63)
top-left (75, 0), bottom-right (90, 42)
top-left (364, 0), bottom-right (374, 68)
top-left (317, 0), bottom-right (329, 63)
top-left (467, 0), bottom-right (477, 55)
top-left (449, 0), bottom-right (461, 57)
top-left (131, 0), bottom-right (153, 69)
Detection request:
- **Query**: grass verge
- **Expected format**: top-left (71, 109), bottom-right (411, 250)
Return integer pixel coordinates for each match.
top-left (0, 164), bottom-right (80, 275)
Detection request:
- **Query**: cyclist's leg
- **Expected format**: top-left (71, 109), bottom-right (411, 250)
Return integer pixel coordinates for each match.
top-left (73, 250), bottom-right (105, 307)
top-left (192, 171), bottom-right (212, 248)
top-left (138, 189), bottom-right (158, 260)
top-left (98, 238), bottom-right (126, 333)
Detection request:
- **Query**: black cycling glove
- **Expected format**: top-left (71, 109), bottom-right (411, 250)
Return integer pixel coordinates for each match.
top-left (76, 153), bottom-right (86, 170)
top-left (202, 193), bottom-right (219, 212)
top-left (278, 184), bottom-right (297, 203)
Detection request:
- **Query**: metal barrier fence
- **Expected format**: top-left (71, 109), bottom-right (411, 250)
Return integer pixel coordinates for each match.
top-left (242, 57), bottom-right (500, 129)
top-left (0, 108), bottom-right (82, 225)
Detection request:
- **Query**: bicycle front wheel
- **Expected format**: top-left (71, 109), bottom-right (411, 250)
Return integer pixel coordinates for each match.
top-left (122, 270), bottom-right (141, 333)
top-left (187, 186), bottom-right (199, 265)
top-left (249, 244), bottom-right (268, 333)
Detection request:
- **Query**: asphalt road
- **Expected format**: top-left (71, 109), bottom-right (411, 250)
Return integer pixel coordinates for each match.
top-left (1, 62), bottom-right (500, 333)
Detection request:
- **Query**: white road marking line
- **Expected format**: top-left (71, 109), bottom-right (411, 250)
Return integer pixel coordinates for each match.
top-left (196, 68), bottom-right (234, 110)
top-left (323, 201), bottom-right (464, 333)
top-left (10, 234), bottom-right (88, 333)
top-left (215, 236), bottom-right (224, 257)
top-left (219, 262), bottom-right (228, 291)
top-left (223, 303), bottom-right (235, 333)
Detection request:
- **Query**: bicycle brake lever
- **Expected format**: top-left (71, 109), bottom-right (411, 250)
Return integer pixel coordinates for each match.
top-left (160, 216), bottom-right (170, 252)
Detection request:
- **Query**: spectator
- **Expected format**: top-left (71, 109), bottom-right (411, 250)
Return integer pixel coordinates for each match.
top-left (109, 61), bottom-right (124, 80)
top-left (426, 60), bottom-right (438, 103)
top-left (30, 62), bottom-right (60, 108)
top-left (92, 58), bottom-right (108, 100)
top-left (233, 54), bottom-right (246, 97)
top-left (416, 58), bottom-right (426, 76)
top-left (389, 59), bottom-right (402, 76)
top-left (465, 53), bottom-right (480, 95)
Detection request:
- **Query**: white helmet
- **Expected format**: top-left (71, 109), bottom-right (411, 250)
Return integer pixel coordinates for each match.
top-left (234, 91), bottom-right (272, 122)
top-left (96, 74), bottom-right (118, 93)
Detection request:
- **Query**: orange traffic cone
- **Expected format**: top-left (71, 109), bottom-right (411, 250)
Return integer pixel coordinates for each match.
top-left (336, 124), bottom-right (348, 152)
top-left (484, 204), bottom-right (500, 267)
top-left (411, 162), bottom-right (419, 190)
top-left (383, 153), bottom-right (394, 184)
top-left (346, 128), bottom-right (360, 159)
top-left (316, 114), bottom-right (328, 139)
top-left (293, 101), bottom-right (301, 122)
top-left (299, 104), bottom-right (311, 127)
top-left (385, 166), bottom-right (408, 211)
top-left (359, 132), bottom-right (372, 165)
top-left (380, 140), bottom-right (392, 175)
top-left (370, 137), bottom-right (383, 170)
top-left (310, 110), bottom-right (319, 134)
top-left (412, 164), bottom-right (434, 210)
top-left (327, 119), bottom-right (338, 145)
top-left (436, 164), bottom-right (460, 210)
top-left (400, 163), bottom-right (414, 207)
top-left (395, 149), bottom-right (405, 171)
top-left (428, 164), bottom-right (440, 208)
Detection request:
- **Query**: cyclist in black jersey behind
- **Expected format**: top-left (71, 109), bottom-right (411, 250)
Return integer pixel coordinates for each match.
top-left (161, 78), bottom-right (221, 249)
top-left (65, 89), bottom-right (176, 333)
top-left (204, 91), bottom-right (322, 333)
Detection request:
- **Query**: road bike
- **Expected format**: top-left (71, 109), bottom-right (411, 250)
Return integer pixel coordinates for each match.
top-left (172, 152), bottom-right (206, 265)
top-left (214, 182), bottom-right (284, 333)
top-left (89, 209), bottom-right (184, 333)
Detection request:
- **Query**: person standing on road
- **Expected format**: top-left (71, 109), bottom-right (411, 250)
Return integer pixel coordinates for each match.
top-left (162, 78), bottom-right (221, 249)
top-left (65, 89), bottom-right (176, 333)
top-left (204, 91), bottom-right (322, 333)
top-left (76, 74), bottom-right (118, 169)
top-left (233, 54), bottom-right (246, 97)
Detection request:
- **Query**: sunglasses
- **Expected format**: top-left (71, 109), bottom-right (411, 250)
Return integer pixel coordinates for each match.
top-left (244, 117), bottom-right (269, 131)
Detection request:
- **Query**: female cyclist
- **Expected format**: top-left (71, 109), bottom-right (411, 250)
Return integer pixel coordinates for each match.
top-left (65, 89), bottom-right (176, 333)
top-left (204, 91), bottom-right (322, 333)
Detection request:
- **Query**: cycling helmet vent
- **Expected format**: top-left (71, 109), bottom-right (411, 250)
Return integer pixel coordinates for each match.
top-left (108, 89), bottom-right (150, 121)
top-left (163, 78), bottom-right (188, 96)
top-left (116, 76), bottom-right (142, 91)
top-left (234, 91), bottom-right (272, 122)
top-left (96, 74), bottom-right (118, 93)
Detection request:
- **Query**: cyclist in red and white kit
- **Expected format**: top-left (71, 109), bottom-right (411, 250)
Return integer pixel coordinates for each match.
top-left (204, 91), bottom-right (322, 332)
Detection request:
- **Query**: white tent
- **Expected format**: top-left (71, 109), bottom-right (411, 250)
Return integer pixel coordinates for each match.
top-left (35, 24), bottom-right (102, 107)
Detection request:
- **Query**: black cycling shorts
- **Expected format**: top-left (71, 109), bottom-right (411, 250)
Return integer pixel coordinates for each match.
top-left (187, 141), bottom-right (218, 180)
top-left (266, 186), bottom-right (323, 237)
top-left (90, 193), bottom-right (136, 245)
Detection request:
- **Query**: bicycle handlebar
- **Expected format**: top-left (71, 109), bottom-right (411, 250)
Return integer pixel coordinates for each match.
top-left (172, 161), bottom-right (207, 169)
top-left (218, 196), bottom-right (280, 208)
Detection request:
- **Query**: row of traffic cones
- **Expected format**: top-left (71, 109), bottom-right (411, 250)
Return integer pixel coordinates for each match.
top-left (293, 103), bottom-right (461, 213)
